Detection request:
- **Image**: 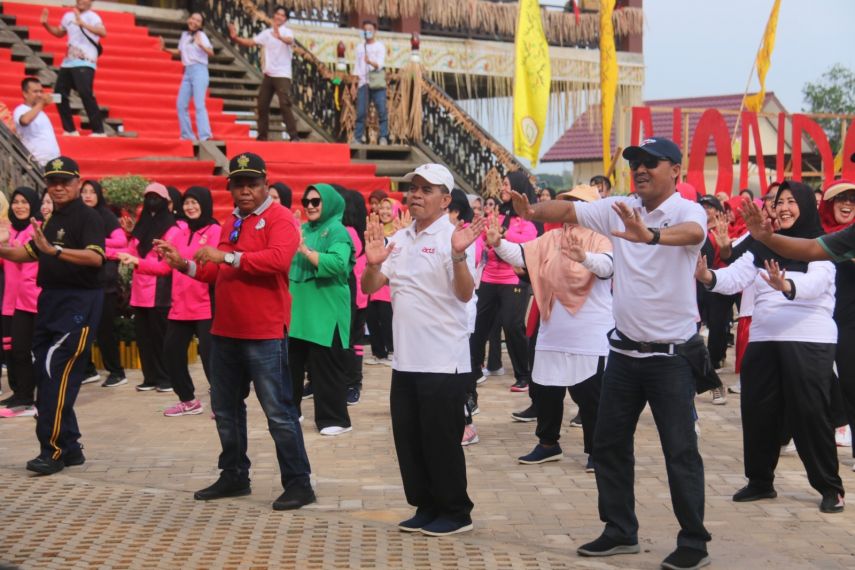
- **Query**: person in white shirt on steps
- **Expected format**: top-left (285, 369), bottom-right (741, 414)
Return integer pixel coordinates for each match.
top-left (13, 77), bottom-right (60, 166)
top-left (41, 0), bottom-right (106, 136)
top-left (228, 6), bottom-right (299, 142)
top-left (352, 20), bottom-right (388, 145)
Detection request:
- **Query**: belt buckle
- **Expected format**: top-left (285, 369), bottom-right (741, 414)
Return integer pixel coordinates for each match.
top-left (637, 341), bottom-right (653, 353)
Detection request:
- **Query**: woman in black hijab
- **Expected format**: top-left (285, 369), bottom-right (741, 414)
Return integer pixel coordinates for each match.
top-left (80, 180), bottom-right (128, 387)
top-left (696, 181), bottom-right (845, 513)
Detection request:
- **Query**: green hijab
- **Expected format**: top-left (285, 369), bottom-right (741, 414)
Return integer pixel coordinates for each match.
top-left (289, 183), bottom-right (353, 283)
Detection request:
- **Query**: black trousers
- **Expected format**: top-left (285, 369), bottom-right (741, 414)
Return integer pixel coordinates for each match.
top-left (289, 329), bottom-right (351, 429)
top-left (134, 307), bottom-right (170, 388)
top-left (705, 292), bottom-right (736, 368)
top-left (366, 300), bottom-right (393, 359)
top-left (533, 356), bottom-right (604, 453)
top-left (257, 75), bottom-right (299, 140)
top-left (347, 307), bottom-right (367, 390)
top-left (86, 290), bottom-right (125, 378)
top-left (837, 324), bottom-right (855, 458)
top-left (486, 321), bottom-right (502, 371)
top-left (2, 315), bottom-right (12, 393)
top-left (55, 66), bottom-right (104, 134)
top-left (163, 319), bottom-right (212, 403)
top-left (9, 310), bottom-right (37, 404)
top-left (470, 282), bottom-right (531, 385)
top-left (390, 370), bottom-right (474, 522)
top-left (741, 341), bottom-right (844, 497)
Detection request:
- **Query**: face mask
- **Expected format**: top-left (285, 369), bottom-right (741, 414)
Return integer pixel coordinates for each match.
top-left (362, 30), bottom-right (373, 40)
top-left (144, 195), bottom-right (166, 213)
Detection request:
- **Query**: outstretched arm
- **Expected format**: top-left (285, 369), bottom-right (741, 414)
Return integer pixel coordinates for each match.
top-left (740, 200), bottom-right (831, 261)
top-left (510, 190), bottom-right (578, 225)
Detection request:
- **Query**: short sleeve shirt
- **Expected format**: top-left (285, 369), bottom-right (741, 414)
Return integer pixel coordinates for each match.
top-left (26, 198), bottom-right (106, 289)
top-left (253, 26), bottom-right (295, 78)
top-left (179, 31), bottom-right (212, 67)
top-left (354, 41), bottom-right (386, 87)
top-left (380, 216), bottom-right (476, 374)
top-left (13, 104), bottom-right (60, 166)
top-left (60, 10), bottom-right (102, 68)
top-left (819, 226), bottom-right (855, 262)
top-left (574, 192), bottom-right (707, 346)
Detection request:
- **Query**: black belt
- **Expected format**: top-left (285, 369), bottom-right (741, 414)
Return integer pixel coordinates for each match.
top-left (608, 328), bottom-right (681, 355)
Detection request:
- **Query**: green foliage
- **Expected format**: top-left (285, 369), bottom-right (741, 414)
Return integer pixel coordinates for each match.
top-left (536, 170), bottom-right (573, 191)
top-left (802, 64), bottom-right (855, 154)
top-left (101, 175), bottom-right (148, 211)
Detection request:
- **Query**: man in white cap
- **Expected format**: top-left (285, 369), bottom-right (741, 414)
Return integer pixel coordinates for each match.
top-left (362, 163), bottom-right (483, 536)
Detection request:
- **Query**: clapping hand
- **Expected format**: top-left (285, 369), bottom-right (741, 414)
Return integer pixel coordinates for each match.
top-left (611, 202), bottom-right (654, 243)
top-left (452, 215), bottom-right (485, 255)
top-left (694, 254), bottom-right (713, 285)
top-left (30, 218), bottom-right (54, 254)
top-left (364, 213), bottom-right (394, 266)
top-left (484, 214), bottom-right (502, 247)
top-left (119, 215), bottom-right (135, 234)
top-left (760, 259), bottom-right (791, 294)
top-left (509, 190), bottom-right (535, 220)
top-left (713, 213), bottom-right (731, 248)
top-left (740, 199), bottom-right (774, 243)
top-left (391, 209), bottom-right (412, 233)
top-left (566, 232), bottom-right (587, 263)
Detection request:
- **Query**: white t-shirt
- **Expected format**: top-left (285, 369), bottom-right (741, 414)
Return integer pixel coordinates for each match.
top-left (254, 26), bottom-right (295, 78)
top-left (179, 31), bottom-right (213, 67)
top-left (354, 41), bottom-right (386, 87)
top-left (575, 192), bottom-right (707, 355)
top-left (380, 216), bottom-right (476, 374)
top-left (711, 251), bottom-right (837, 344)
top-left (60, 10), bottom-right (103, 68)
top-left (13, 104), bottom-right (60, 166)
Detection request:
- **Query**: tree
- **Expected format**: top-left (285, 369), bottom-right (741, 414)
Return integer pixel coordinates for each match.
top-left (802, 64), bottom-right (855, 154)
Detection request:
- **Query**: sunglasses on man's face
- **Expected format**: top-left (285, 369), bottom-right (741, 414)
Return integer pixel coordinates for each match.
top-left (301, 197), bottom-right (321, 208)
top-left (229, 217), bottom-right (243, 244)
top-left (629, 156), bottom-right (666, 171)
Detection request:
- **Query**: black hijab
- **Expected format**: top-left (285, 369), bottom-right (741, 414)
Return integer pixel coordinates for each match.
top-left (10, 186), bottom-right (42, 231)
top-left (166, 186), bottom-right (184, 221)
top-left (132, 193), bottom-right (175, 258)
top-left (270, 182), bottom-right (293, 209)
top-left (183, 186), bottom-right (217, 234)
top-left (499, 171), bottom-right (536, 218)
top-left (749, 181), bottom-right (824, 271)
top-left (82, 179), bottom-right (120, 234)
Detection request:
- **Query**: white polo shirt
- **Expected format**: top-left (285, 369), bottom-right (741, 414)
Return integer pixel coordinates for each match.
top-left (13, 104), bottom-right (60, 166)
top-left (380, 216), bottom-right (476, 374)
top-left (254, 26), bottom-right (295, 78)
top-left (575, 192), bottom-right (706, 353)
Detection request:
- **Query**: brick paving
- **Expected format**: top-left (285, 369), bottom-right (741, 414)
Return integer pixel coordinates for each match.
top-left (1, 357), bottom-right (855, 568)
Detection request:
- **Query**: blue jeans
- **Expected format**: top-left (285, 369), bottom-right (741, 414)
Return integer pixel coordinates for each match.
top-left (209, 335), bottom-right (311, 490)
top-left (593, 351), bottom-right (711, 551)
top-left (354, 84), bottom-right (388, 140)
top-left (177, 63), bottom-right (211, 141)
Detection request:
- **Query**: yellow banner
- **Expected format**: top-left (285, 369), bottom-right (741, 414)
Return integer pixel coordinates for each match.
top-left (744, 0), bottom-right (782, 113)
top-left (513, 0), bottom-right (551, 167)
top-left (600, 0), bottom-right (617, 174)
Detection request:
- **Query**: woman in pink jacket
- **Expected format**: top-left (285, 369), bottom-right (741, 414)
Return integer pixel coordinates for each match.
top-left (118, 183), bottom-right (180, 392)
top-left (0, 187), bottom-right (43, 416)
top-left (123, 186), bottom-right (220, 416)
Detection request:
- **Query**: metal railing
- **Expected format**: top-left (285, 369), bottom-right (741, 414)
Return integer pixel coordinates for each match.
top-left (0, 121), bottom-right (46, 194)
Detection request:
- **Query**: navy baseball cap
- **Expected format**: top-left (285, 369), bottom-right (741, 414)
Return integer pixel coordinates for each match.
top-left (623, 137), bottom-right (682, 164)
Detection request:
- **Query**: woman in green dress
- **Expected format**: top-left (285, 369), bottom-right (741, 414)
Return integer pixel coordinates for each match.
top-left (289, 184), bottom-right (356, 436)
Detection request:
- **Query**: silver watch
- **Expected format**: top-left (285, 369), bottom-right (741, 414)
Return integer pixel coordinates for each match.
top-left (224, 252), bottom-right (236, 266)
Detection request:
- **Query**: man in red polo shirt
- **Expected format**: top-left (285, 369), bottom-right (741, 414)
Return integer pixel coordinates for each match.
top-left (156, 152), bottom-right (313, 510)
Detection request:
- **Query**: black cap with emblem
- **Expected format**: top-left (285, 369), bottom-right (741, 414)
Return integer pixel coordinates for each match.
top-left (228, 152), bottom-right (267, 179)
top-left (44, 156), bottom-right (80, 180)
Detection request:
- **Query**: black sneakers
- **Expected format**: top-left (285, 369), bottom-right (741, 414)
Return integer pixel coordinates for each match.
top-left (661, 546), bottom-right (710, 570)
top-left (26, 456), bottom-right (65, 475)
top-left (102, 374), bottom-right (127, 388)
top-left (398, 509), bottom-right (436, 532)
top-left (577, 535), bottom-right (640, 557)
top-left (194, 474), bottom-right (251, 501)
top-left (820, 491), bottom-right (845, 513)
top-left (732, 484), bottom-right (777, 502)
top-left (272, 482), bottom-right (316, 511)
top-left (511, 405), bottom-right (537, 422)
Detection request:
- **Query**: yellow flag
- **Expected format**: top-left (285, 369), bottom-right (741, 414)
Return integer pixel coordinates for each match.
top-left (513, 0), bottom-right (551, 167)
top-left (600, 0), bottom-right (617, 174)
top-left (744, 0), bottom-right (782, 113)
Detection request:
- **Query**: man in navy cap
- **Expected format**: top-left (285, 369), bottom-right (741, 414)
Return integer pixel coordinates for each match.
top-left (510, 137), bottom-right (713, 570)
top-left (0, 155), bottom-right (106, 474)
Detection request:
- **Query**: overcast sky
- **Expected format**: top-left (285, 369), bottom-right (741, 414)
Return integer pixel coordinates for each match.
top-left (469, 0), bottom-right (855, 175)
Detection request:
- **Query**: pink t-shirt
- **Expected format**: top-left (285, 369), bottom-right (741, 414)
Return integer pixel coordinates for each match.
top-left (481, 214), bottom-right (538, 285)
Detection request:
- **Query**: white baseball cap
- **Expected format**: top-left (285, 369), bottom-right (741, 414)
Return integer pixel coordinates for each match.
top-left (402, 163), bottom-right (455, 193)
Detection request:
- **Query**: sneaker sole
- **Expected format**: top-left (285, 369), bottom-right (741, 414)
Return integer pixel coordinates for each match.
top-left (711, 399), bottom-right (727, 405)
top-left (398, 524), bottom-right (423, 532)
top-left (320, 427), bottom-right (353, 436)
top-left (461, 436), bottom-right (480, 446)
top-left (164, 409), bottom-right (204, 417)
top-left (194, 487), bottom-right (251, 501)
top-left (347, 400), bottom-right (360, 406)
top-left (662, 555), bottom-right (711, 570)
top-left (420, 523), bottom-right (473, 536)
top-left (303, 394), bottom-right (314, 399)
top-left (820, 504), bottom-right (845, 514)
top-left (102, 379), bottom-right (128, 387)
top-left (511, 414), bottom-right (537, 423)
top-left (733, 490), bottom-right (777, 502)
top-left (577, 544), bottom-right (640, 557)
top-left (475, 377), bottom-right (487, 385)
top-left (509, 387), bottom-right (529, 392)
top-left (136, 386), bottom-right (157, 392)
top-left (518, 453), bottom-right (563, 465)
top-left (81, 377), bottom-right (101, 385)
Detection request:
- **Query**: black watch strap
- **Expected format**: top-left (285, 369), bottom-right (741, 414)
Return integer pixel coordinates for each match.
top-left (646, 227), bottom-right (661, 245)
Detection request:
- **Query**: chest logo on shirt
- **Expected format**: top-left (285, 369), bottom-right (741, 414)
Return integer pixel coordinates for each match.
top-left (56, 228), bottom-right (66, 242)
top-left (421, 247), bottom-right (436, 254)
top-left (255, 219), bottom-right (266, 231)
top-left (199, 234), bottom-right (208, 245)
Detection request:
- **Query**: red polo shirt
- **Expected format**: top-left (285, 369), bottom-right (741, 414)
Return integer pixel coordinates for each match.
top-left (194, 199), bottom-right (299, 340)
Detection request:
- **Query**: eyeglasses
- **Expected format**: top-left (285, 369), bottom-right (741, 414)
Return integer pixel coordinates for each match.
top-left (629, 157), bottom-right (664, 171)
top-left (229, 217), bottom-right (243, 244)
top-left (301, 197), bottom-right (321, 208)
top-left (833, 193), bottom-right (855, 205)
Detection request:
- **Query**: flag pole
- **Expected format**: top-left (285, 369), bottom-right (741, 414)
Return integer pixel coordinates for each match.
top-left (731, 34), bottom-right (765, 150)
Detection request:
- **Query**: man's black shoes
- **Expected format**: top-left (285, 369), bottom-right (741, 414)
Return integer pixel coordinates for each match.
top-left (732, 484), bottom-right (777, 502)
top-left (661, 546), bottom-right (710, 570)
top-left (194, 475), bottom-right (251, 501)
top-left (577, 535), bottom-right (640, 557)
top-left (272, 483), bottom-right (316, 511)
top-left (26, 456), bottom-right (65, 475)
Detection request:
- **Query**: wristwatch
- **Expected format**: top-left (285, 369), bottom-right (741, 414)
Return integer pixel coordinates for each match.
top-left (646, 227), bottom-right (661, 245)
top-left (451, 252), bottom-right (467, 263)
top-left (54, 245), bottom-right (64, 257)
top-left (223, 252), bottom-right (236, 266)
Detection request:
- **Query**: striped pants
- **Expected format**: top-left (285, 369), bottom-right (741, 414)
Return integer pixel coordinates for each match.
top-left (33, 289), bottom-right (103, 461)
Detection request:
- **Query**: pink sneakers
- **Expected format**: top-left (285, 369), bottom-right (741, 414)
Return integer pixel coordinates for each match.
top-left (163, 400), bottom-right (203, 417)
top-left (0, 406), bottom-right (36, 418)
top-left (461, 424), bottom-right (479, 446)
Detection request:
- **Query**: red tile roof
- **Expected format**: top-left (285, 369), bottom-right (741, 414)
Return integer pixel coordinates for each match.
top-left (542, 93), bottom-right (782, 162)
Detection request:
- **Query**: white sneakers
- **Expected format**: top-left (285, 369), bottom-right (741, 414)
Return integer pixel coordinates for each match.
top-left (320, 426), bottom-right (352, 436)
